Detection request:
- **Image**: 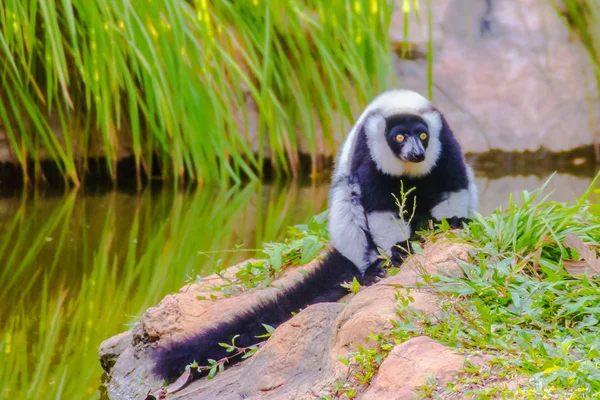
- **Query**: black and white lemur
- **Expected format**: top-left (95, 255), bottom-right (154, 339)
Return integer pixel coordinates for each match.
top-left (152, 89), bottom-right (478, 382)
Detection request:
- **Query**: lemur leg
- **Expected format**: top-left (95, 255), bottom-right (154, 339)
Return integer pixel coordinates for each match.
top-left (466, 164), bottom-right (479, 216)
top-left (328, 176), bottom-right (378, 275)
top-left (432, 164), bottom-right (478, 229)
top-left (367, 211), bottom-right (412, 268)
top-left (430, 189), bottom-right (473, 229)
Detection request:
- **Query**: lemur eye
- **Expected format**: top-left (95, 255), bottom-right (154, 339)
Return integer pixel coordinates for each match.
top-left (419, 132), bottom-right (428, 140)
top-left (395, 134), bottom-right (405, 143)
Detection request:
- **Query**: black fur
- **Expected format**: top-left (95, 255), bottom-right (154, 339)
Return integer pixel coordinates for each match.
top-left (152, 100), bottom-right (473, 385)
top-left (152, 249), bottom-right (371, 383)
top-left (353, 112), bottom-right (468, 225)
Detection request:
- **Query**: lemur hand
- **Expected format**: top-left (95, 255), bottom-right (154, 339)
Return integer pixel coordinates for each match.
top-left (442, 216), bottom-right (472, 230)
top-left (391, 236), bottom-right (426, 267)
top-left (362, 259), bottom-right (387, 286)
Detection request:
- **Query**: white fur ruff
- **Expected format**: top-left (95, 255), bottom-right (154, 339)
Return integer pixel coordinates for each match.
top-left (333, 89), bottom-right (443, 179)
top-left (362, 90), bottom-right (442, 177)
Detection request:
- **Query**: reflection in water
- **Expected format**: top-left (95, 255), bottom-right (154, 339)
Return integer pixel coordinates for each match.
top-left (0, 170), bottom-right (597, 398)
top-left (474, 173), bottom-right (598, 216)
top-left (0, 182), bottom-right (329, 399)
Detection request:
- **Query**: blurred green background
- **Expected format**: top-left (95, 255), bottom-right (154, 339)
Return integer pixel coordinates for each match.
top-left (1, 0), bottom-right (600, 398)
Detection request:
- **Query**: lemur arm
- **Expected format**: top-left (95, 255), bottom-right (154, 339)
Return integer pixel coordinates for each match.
top-left (430, 165), bottom-right (478, 227)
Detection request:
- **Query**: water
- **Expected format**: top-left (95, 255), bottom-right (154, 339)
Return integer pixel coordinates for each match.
top-left (0, 169), bottom-right (597, 399)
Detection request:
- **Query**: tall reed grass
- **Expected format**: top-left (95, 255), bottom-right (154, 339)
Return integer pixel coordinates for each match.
top-left (0, 0), bottom-right (394, 186)
top-left (556, 1), bottom-right (600, 75)
top-left (554, 0), bottom-right (600, 160)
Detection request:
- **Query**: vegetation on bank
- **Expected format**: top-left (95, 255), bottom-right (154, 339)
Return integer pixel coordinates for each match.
top-left (321, 173), bottom-right (600, 399)
top-left (0, 0), bottom-right (393, 186)
top-left (2, 0), bottom-right (600, 185)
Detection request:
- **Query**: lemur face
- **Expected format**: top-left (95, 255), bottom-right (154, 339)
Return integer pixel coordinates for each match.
top-left (385, 114), bottom-right (430, 163)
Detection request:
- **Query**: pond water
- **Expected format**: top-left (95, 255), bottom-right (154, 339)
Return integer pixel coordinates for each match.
top-left (0, 168), bottom-right (598, 399)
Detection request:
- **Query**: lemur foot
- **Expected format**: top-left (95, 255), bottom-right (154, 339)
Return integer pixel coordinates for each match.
top-left (391, 236), bottom-right (424, 267)
top-left (391, 245), bottom-right (409, 267)
top-left (437, 216), bottom-right (472, 230)
top-left (362, 260), bottom-right (387, 286)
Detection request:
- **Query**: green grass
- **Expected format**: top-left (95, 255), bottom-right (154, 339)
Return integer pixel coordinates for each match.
top-left (322, 173), bottom-right (600, 399)
top-left (0, 181), bottom-right (329, 399)
top-left (0, 0), bottom-right (394, 186)
top-left (555, 0), bottom-right (600, 76)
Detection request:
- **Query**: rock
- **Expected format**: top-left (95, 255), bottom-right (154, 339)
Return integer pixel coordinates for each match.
top-left (360, 336), bottom-right (470, 400)
top-left (134, 255), bottom-right (324, 345)
top-left (330, 284), bottom-right (399, 362)
top-left (390, 239), bottom-right (473, 286)
top-left (390, 0), bottom-right (600, 155)
top-left (99, 331), bottom-right (132, 373)
top-left (99, 240), bottom-right (474, 399)
top-left (168, 302), bottom-right (345, 400)
top-left (103, 347), bottom-right (161, 400)
top-left (99, 254), bottom-right (334, 397)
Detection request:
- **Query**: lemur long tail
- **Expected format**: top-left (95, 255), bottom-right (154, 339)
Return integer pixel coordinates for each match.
top-left (151, 249), bottom-right (361, 382)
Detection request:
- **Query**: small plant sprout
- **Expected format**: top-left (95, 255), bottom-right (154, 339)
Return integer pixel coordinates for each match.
top-left (210, 213), bottom-right (330, 295)
top-left (341, 277), bottom-right (362, 295)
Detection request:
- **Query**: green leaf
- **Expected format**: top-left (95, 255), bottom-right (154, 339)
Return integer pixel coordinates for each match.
top-left (256, 323), bottom-right (275, 338)
top-left (411, 241), bottom-right (423, 255)
top-left (207, 365), bottom-right (218, 379)
top-left (300, 236), bottom-right (323, 265)
top-left (218, 342), bottom-right (235, 352)
top-left (350, 277), bottom-right (361, 294)
top-left (241, 346), bottom-right (259, 359)
top-left (262, 324), bottom-right (275, 334)
top-left (269, 246), bottom-right (283, 272)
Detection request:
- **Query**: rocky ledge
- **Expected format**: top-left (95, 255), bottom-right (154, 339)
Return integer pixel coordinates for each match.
top-left (99, 240), bottom-right (517, 399)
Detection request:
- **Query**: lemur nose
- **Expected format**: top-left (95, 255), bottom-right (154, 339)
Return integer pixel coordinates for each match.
top-left (413, 154), bottom-right (425, 162)
top-left (407, 151), bottom-right (425, 163)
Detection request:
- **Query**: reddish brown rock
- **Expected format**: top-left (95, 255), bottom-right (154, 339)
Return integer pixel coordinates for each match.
top-left (330, 284), bottom-right (399, 362)
top-left (168, 302), bottom-right (345, 400)
top-left (100, 255), bottom-right (331, 399)
top-left (389, 239), bottom-right (473, 286)
top-left (329, 286), bottom-right (441, 372)
top-left (136, 254), bottom-right (327, 345)
top-left (360, 336), bottom-right (470, 400)
top-left (99, 241), bottom-right (475, 399)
